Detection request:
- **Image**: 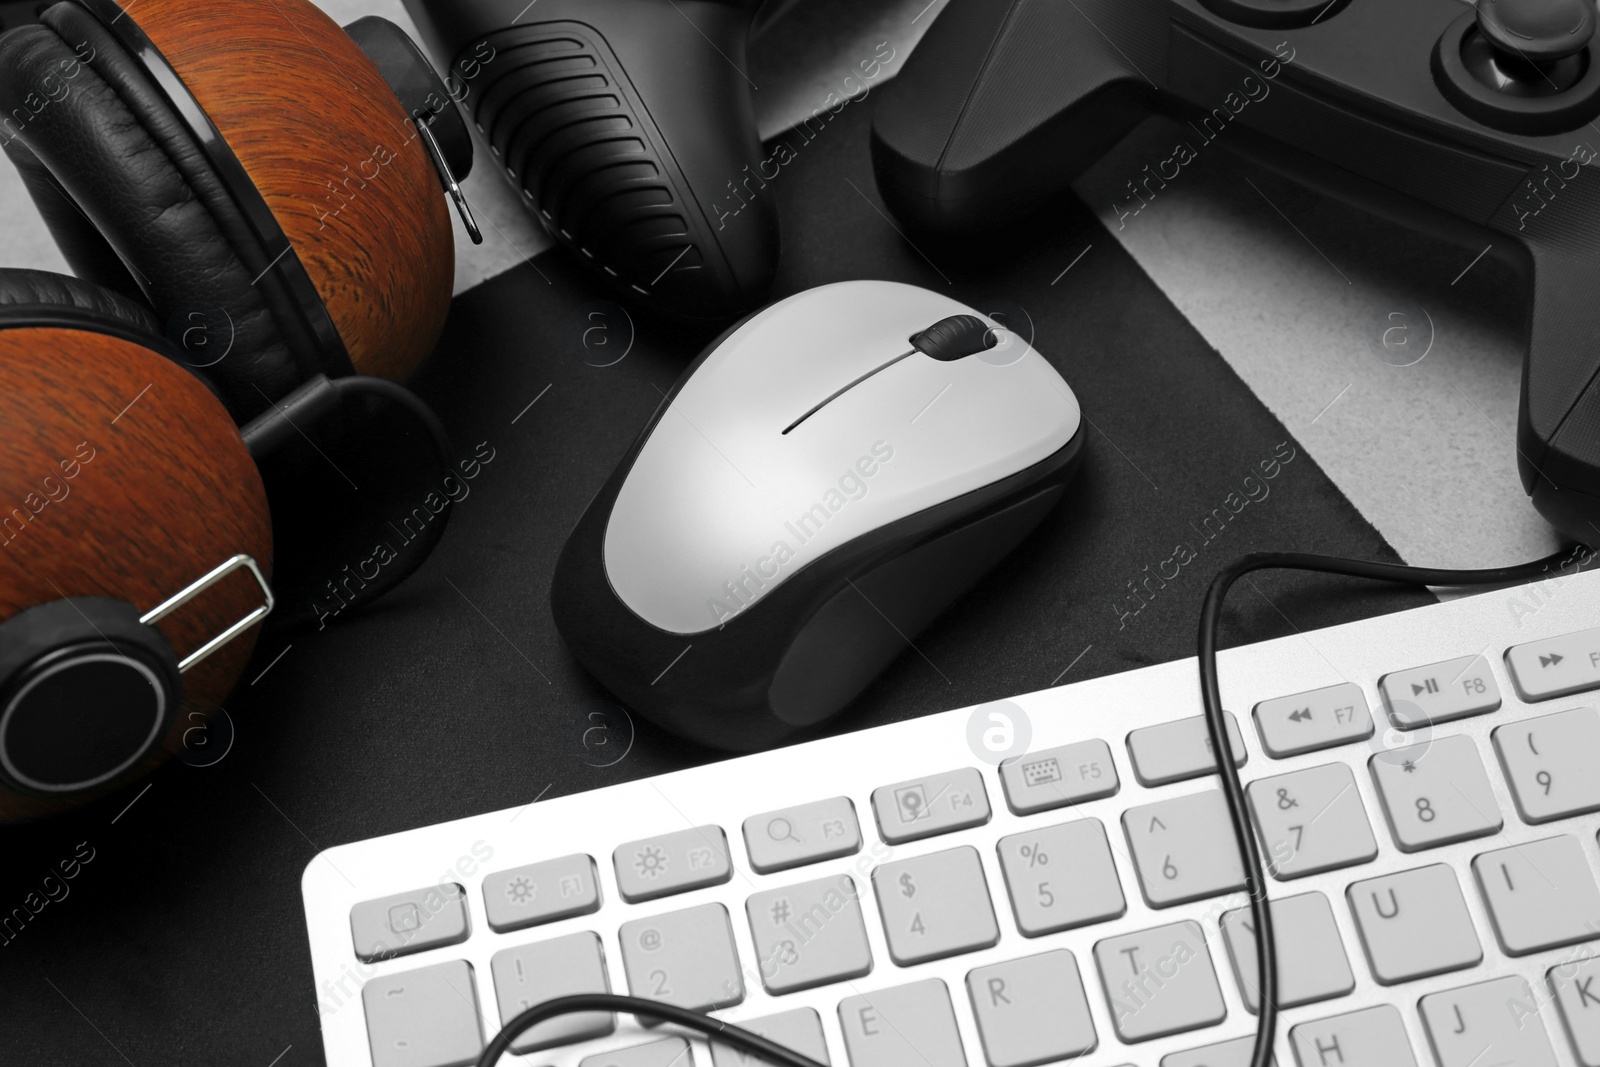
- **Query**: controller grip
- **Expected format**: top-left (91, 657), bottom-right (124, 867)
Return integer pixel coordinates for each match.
top-left (1517, 242), bottom-right (1600, 542)
top-left (404, 0), bottom-right (776, 319)
top-left (872, 0), bottom-right (1157, 233)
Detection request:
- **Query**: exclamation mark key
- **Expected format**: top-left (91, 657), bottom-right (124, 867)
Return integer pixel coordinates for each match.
top-left (1378, 655), bottom-right (1501, 729)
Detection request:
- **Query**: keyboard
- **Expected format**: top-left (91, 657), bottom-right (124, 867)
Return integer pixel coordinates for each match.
top-left (302, 566), bottom-right (1600, 1067)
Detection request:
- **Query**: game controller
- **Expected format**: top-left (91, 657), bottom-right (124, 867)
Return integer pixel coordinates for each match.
top-left (401, 0), bottom-right (777, 320)
top-left (871, 0), bottom-right (1600, 544)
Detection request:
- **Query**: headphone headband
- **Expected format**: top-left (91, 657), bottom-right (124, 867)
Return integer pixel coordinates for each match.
top-left (66, 0), bottom-right (356, 380)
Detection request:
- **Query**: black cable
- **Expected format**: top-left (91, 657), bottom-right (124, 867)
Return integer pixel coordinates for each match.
top-left (474, 994), bottom-right (830, 1067)
top-left (1199, 546), bottom-right (1581, 1067)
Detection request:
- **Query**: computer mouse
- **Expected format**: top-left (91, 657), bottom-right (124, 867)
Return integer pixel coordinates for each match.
top-left (552, 280), bottom-right (1085, 750)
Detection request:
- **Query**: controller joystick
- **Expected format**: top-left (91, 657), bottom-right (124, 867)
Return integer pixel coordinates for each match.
top-left (1435, 0), bottom-right (1600, 131)
top-left (871, 0), bottom-right (1600, 544)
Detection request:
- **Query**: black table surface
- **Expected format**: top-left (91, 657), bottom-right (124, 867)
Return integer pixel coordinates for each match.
top-left (4, 99), bottom-right (1437, 1065)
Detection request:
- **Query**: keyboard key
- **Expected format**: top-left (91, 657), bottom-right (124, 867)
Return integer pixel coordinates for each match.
top-left (350, 883), bottom-right (470, 963)
top-left (872, 845), bottom-right (999, 965)
top-left (1162, 1035), bottom-right (1256, 1067)
top-left (581, 1038), bottom-right (692, 1067)
top-left (1347, 864), bottom-right (1482, 984)
top-left (614, 826), bottom-right (733, 903)
top-left (744, 798), bottom-right (862, 874)
top-left (745, 874), bottom-right (873, 993)
top-left (1549, 955), bottom-right (1600, 1067)
top-left (997, 818), bottom-right (1125, 935)
top-left (1093, 920), bottom-right (1226, 1042)
top-left (1506, 626), bottom-right (1600, 701)
top-left (966, 950), bottom-right (1096, 1067)
top-left (1221, 892), bottom-right (1354, 1013)
top-left (1122, 790), bottom-right (1245, 907)
top-left (1126, 713), bottom-right (1246, 786)
top-left (998, 740), bottom-right (1118, 814)
top-left (1473, 835), bottom-right (1600, 955)
top-left (619, 902), bottom-right (744, 1012)
top-left (1247, 762), bottom-right (1377, 879)
top-left (871, 768), bottom-right (990, 844)
top-left (712, 1009), bottom-right (830, 1067)
top-left (1420, 976), bottom-right (1559, 1067)
top-left (1369, 734), bottom-right (1501, 852)
top-left (482, 853), bottom-right (601, 932)
top-left (1378, 655), bottom-right (1500, 728)
top-left (1290, 1005), bottom-right (1418, 1067)
top-left (1253, 682), bottom-right (1374, 758)
top-left (1493, 707), bottom-right (1600, 822)
top-left (361, 959), bottom-right (483, 1067)
top-left (839, 978), bottom-right (966, 1067)
top-left (489, 931), bottom-right (613, 1053)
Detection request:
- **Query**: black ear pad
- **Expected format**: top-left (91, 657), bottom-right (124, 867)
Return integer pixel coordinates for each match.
top-left (0, 597), bottom-right (179, 796)
top-left (0, 266), bottom-right (164, 339)
top-left (0, 7), bottom-right (314, 418)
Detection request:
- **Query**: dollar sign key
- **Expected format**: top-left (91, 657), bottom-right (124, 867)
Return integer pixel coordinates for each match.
top-left (899, 872), bottom-right (916, 898)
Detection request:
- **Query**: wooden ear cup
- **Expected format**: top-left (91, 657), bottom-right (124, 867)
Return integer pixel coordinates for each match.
top-left (114, 0), bottom-right (456, 383)
top-left (0, 329), bottom-right (272, 822)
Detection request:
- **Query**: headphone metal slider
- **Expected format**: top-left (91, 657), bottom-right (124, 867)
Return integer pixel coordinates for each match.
top-left (140, 554), bottom-right (275, 672)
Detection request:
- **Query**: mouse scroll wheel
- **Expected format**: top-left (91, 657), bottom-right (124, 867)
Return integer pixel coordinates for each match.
top-left (910, 315), bottom-right (1000, 361)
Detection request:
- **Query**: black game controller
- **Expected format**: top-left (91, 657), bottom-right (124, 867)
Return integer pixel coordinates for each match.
top-left (872, 0), bottom-right (1600, 543)
top-left (402, 0), bottom-right (776, 319)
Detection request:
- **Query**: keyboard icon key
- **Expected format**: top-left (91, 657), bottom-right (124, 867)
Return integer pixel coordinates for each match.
top-left (998, 740), bottom-right (1118, 815)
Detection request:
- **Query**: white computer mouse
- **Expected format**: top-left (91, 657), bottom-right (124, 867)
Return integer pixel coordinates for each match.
top-left (552, 280), bottom-right (1084, 749)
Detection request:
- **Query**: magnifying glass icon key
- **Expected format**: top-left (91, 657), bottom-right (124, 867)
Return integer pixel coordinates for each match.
top-left (767, 817), bottom-right (802, 844)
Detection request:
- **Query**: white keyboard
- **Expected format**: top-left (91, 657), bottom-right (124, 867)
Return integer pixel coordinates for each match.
top-left (303, 566), bottom-right (1600, 1067)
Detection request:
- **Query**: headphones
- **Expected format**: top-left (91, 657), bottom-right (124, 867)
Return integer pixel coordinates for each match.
top-left (0, 0), bottom-right (476, 822)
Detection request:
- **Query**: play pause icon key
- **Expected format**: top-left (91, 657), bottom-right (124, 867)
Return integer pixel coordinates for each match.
top-left (1379, 655), bottom-right (1501, 729)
